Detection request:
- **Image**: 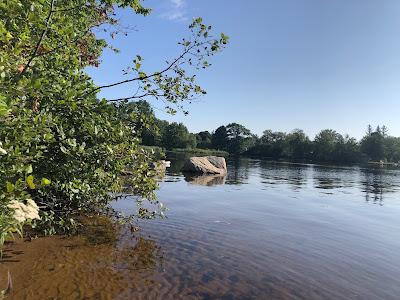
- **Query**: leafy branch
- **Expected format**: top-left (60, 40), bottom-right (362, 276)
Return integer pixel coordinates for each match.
top-left (19, 0), bottom-right (56, 76)
top-left (88, 18), bottom-right (229, 114)
top-left (83, 43), bottom-right (198, 97)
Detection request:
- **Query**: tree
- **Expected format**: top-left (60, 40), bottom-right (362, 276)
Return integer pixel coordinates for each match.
top-left (361, 131), bottom-right (385, 161)
top-left (162, 122), bottom-right (196, 150)
top-left (313, 129), bottom-right (343, 162)
top-left (211, 126), bottom-right (229, 150)
top-left (0, 1), bottom-right (227, 243)
top-left (335, 135), bottom-right (362, 163)
top-left (116, 100), bottom-right (157, 145)
top-left (381, 125), bottom-right (388, 137)
top-left (225, 123), bottom-right (255, 155)
top-left (285, 129), bottom-right (311, 160)
top-left (153, 119), bottom-right (170, 146)
top-left (376, 126), bottom-right (381, 135)
top-left (246, 130), bottom-right (287, 159)
top-left (367, 125), bottom-right (373, 136)
top-left (384, 137), bottom-right (400, 162)
top-left (196, 131), bottom-right (212, 149)
top-left (259, 130), bottom-right (287, 158)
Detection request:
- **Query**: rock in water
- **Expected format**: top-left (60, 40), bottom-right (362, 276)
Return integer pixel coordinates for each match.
top-left (182, 156), bottom-right (227, 175)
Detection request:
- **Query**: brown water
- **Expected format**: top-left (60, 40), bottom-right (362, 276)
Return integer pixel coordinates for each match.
top-left (1, 158), bottom-right (400, 299)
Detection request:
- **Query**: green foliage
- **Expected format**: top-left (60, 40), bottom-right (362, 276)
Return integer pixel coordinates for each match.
top-left (0, 1), bottom-right (227, 245)
top-left (196, 131), bottom-right (212, 149)
top-left (313, 130), bottom-right (361, 163)
top-left (0, 209), bottom-right (22, 247)
top-left (138, 110), bottom-right (400, 164)
top-left (169, 148), bottom-right (229, 157)
top-left (313, 129), bottom-right (344, 162)
top-left (361, 127), bottom-right (386, 161)
top-left (258, 130), bottom-right (287, 158)
top-left (246, 125), bottom-right (399, 164)
top-left (166, 122), bottom-right (400, 165)
top-left (211, 125), bottom-right (229, 151)
top-left (384, 137), bottom-right (400, 162)
top-left (162, 122), bottom-right (197, 150)
top-left (140, 146), bottom-right (165, 160)
top-left (284, 129), bottom-right (311, 160)
top-left (225, 123), bottom-right (255, 155)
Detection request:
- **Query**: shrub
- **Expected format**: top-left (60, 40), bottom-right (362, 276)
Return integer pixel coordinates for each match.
top-left (0, 1), bottom-right (227, 244)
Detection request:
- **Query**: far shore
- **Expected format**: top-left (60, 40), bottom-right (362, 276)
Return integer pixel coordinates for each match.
top-left (154, 147), bottom-right (400, 169)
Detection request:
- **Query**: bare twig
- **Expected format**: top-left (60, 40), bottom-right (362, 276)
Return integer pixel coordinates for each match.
top-left (6, 271), bottom-right (12, 295)
top-left (107, 92), bottom-right (165, 102)
top-left (0, 271), bottom-right (12, 297)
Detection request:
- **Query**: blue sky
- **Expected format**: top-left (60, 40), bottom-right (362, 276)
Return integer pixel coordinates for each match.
top-left (87, 0), bottom-right (400, 139)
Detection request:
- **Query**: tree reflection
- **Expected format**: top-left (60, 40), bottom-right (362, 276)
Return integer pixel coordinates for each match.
top-left (226, 158), bottom-right (251, 184)
top-left (285, 166), bottom-right (308, 190)
top-left (258, 161), bottom-right (309, 190)
top-left (361, 169), bottom-right (385, 205)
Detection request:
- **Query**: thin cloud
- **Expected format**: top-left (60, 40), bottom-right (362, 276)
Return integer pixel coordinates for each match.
top-left (161, 0), bottom-right (188, 22)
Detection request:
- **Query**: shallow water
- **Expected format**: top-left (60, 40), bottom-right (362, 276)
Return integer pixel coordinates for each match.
top-left (1, 158), bottom-right (400, 299)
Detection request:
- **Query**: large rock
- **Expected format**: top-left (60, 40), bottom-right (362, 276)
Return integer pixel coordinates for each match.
top-left (182, 156), bottom-right (227, 175)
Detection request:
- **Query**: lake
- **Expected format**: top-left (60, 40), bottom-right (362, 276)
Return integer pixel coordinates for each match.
top-left (1, 157), bottom-right (400, 299)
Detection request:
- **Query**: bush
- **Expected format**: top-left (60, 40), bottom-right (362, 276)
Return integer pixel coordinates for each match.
top-left (0, 1), bottom-right (227, 245)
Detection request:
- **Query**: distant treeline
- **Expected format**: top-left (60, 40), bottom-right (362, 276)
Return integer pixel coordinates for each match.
top-left (125, 101), bottom-right (400, 164)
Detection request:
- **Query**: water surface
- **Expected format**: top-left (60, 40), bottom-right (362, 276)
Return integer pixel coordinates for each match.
top-left (1, 158), bottom-right (400, 299)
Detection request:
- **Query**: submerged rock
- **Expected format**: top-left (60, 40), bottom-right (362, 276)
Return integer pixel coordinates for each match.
top-left (182, 156), bottom-right (227, 175)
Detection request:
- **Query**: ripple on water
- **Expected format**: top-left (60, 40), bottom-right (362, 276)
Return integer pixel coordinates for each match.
top-left (2, 159), bottom-right (400, 299)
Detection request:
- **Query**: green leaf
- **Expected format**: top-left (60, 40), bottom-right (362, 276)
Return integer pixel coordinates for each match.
top-left (25, 165), bottom-right (33, 174)
top-left (26, 175), bottom-right (36, 189)
top-left (33, 80), bottom-right (41, 89)
top-left (44, 133), bottom-right (53, 141)
top-left (6, 182), bottom-right (14, 193)
top-left (60, 146), bottom-right (68, 154)
top-left (0, 97), bottom-right (9, 117)
top-left (41, 178), bottom-right (51, 186)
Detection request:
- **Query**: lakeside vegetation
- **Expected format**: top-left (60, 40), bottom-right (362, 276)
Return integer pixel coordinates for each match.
top-left (168, 148), bottom-right (229, 157)
top-left (135, 103), bottom-right (400, 165)
top-left (0, 0), bottom-right (227, 247)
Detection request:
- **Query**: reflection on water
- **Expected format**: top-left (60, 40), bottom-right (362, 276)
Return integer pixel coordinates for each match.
top-left (225, 158), bottom-right (400, 203)
top-left (258, 160), bottom-right (309, 191)
top-left (2, 158), bottom-right (400, 299)
top-left (359, 168), bottom-right (400, 204)
top-left (184, 173), bottom-right (226, 186)
top-left (163, 152), bottom-right (400, 202)
top-left (226, 158), bottom-right (251, 184)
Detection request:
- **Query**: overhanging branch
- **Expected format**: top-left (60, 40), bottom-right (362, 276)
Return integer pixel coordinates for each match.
top-left (19, 0), bottom-right (56, 76)
top-left (81, 43), bottom-right (198, 98)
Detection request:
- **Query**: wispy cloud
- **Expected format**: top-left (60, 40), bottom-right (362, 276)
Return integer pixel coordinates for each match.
top-left (161, 0), bottom-right (188, 22)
